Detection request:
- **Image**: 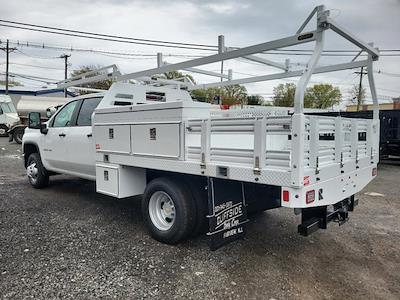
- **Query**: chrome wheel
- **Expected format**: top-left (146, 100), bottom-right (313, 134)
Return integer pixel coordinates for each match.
top-left (27, 162), bottom-right (39, 184)
top-left (148, 191), bottom-right (176, 231)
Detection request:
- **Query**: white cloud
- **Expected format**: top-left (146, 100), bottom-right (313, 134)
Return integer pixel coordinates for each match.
top-left (0, 0), bottom-right (399, 102)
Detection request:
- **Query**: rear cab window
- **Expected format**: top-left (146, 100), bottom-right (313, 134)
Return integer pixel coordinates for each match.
top-left (76, 97), bottom-right (103, 126)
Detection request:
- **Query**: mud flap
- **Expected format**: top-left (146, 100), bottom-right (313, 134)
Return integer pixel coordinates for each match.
top-left (207, 178), bottom-right (248, 251)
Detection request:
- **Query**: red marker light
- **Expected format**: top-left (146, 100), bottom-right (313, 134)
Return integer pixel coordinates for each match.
top-left (282, 190), bottom-right (290, 202)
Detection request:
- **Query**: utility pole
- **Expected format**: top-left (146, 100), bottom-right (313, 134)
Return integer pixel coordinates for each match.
top-left (354, 67), bottom-right (368, 111)
top-left (218, 35), bottom-right (225, 83)
top-left (59, 54), bottom-right (71, 97)
top-left (0, 40), bottom-right (16, 95)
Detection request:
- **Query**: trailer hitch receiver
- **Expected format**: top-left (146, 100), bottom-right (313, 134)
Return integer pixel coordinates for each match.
top-left (297, 196), bottom-right (358, 236)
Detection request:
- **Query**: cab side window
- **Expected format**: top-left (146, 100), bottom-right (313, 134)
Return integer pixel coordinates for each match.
top-left (76, 97), bottom-right (102, 126)
top-left (52, 101), bottom-right (78, 127)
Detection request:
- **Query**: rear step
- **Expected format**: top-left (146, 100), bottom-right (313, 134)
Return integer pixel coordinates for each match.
top-left (298, 196), bottom-right (358, 236)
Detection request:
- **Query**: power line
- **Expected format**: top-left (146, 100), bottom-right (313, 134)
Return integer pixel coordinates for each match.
top-left (375, 70), bottom-right (400, 78)
top-left (0, 71), bottom-right (60, 84)
top-left (15, 49), bottom-right (61, 59)
top-left (0, 19), bottom-right (218, 49)
top-left (0, 62), bottom-right (64, 70)
top-left (4, 40), bottom-right (209, 59)
top-left (3, 38), bottom-right (400, 62)
top-left (1, 19), bottom-right (399, 55)
top-left (0, 23), bottom-right (216, 51)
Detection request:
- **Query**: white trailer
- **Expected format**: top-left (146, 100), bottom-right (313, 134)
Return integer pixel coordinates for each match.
top-left (23, 6), bottom-right (380, 249)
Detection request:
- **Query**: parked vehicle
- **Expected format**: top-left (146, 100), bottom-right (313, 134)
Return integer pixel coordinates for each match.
top-left (2, 95), bottom-right (67, 143)
top-left (0, 95), bottom-right (19, 137)
top-left (22, 5), bottom-right (381, 249)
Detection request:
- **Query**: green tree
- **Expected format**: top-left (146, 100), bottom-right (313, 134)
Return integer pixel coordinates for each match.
top-left (223, 84), bottom-right (247, 105)
top-left (154, 70), bottom-right (249, 106)
top-left (190, 88), bottom-right (221, 103)
top-left (191, 85), bottom-right (248, 106)
top-left (304, 84), bottom-right (341, 109)
top-left (273, 83), bottom-right (342, 109)
top-left (272, 83), bottom-right (296, 107)
top-left (70, 65), bottom-right (114, 93)
top-left (160, 71), bottom-right (195, 84)
top-left (247, 95), bottom-right (264, 106)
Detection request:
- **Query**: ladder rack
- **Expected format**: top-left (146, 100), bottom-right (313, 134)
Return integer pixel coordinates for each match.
top-left (57, 5), bottom-right (379, 119)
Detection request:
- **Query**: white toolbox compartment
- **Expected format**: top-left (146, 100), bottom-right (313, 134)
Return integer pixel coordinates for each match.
top-left (94, 125), bottom-right (131, 154)
top-left (131, 123), bottom-right (181, 158)
top-left (96, 164), bottom-right (146, 198)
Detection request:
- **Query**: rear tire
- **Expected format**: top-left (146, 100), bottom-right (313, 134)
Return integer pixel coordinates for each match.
top-left (142, 177), bottom-right (196, 244)
top-left (27, 153), bottom-right (49, 189)
top-left (13, 127), bottom-right (24, 144)
top-left (0, 124), bottom-right (9, 137)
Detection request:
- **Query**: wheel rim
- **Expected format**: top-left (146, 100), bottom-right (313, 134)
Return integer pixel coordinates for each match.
top-left (0, 128), bottom-right (6, 135)
top-left (27, 162), bottom-right (39, 184)
top-left (148, 191), bottom-right (176, 231)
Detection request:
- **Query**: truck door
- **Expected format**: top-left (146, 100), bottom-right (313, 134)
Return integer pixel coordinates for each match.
top-left (42, 100), bottom-right (79, 171)
top-left (65, 97), bottom-right (102, 179)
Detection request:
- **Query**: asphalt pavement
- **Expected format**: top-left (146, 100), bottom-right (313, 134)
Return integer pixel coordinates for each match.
top-left (0, 137), bottom-right (399, 299)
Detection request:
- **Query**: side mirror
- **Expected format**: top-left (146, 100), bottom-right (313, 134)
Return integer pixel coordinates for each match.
top-left (28, 112), bottom-right (48, 134)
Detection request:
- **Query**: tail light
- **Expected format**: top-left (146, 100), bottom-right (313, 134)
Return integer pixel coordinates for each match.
top-left (282, 190), bottom-right (290, 202)
top-left (306, 190), bottom-right (315, 204)
top-left (372, 167), bottom-right (377, 176)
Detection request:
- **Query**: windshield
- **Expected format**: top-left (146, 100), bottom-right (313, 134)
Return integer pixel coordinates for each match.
top-left (0, 102), bottom-right (17, 113)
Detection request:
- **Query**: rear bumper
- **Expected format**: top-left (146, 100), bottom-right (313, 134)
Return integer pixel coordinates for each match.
top-left (281, 163), bottom-right (377, 208)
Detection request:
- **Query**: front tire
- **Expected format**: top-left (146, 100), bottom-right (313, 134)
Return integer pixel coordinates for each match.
top-left (142, 177), bottom-right (196, 245)
top-left (0, 124), bottom-right (9, 137)
top-left (27, 153), bottom-right (49, 189)
top-left (13, 127), bottom-right (24, 144)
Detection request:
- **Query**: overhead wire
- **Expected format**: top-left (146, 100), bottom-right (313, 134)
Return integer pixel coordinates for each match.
top-left (0, 19), bottom-right (218, 49)
top-left (0, 23), bottom-right (217, 51)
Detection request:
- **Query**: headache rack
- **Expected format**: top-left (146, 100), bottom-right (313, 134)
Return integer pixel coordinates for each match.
top-left (60, 5), bottom-right (380, 207)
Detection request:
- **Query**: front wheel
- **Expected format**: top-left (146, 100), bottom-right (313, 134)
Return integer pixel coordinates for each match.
top-left (13, 127), bottom-right (25, 144)
top-left (0, 124), bottom-right (9, 137)
top-left (142, 177), bottom-right (196, 244)
top-left (27, 153), bottom-right (49, 189)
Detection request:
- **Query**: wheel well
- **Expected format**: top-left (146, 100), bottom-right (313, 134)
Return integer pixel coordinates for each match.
top-left (146, 169), bottom-right (207, 189)
top-left (23, 143), bottom-right (39, 168)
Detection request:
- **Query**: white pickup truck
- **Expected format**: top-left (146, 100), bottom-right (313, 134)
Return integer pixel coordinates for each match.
top-left (22, 6), bottom-right (381, 249)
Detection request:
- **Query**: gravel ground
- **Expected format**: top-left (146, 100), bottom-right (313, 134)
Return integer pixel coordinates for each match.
top-left (0, 136), bottom-right (399, 299)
